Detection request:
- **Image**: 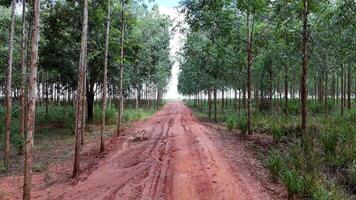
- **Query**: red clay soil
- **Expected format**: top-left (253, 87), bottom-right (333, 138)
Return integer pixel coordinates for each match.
top-left (0, 102), bottom-right (284, 200)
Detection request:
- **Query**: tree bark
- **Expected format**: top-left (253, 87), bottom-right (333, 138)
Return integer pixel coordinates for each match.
top-left (101, 0), bottom-right (111, 153)
top-left (117, 0), bottom-right (125, 135)
top-left (4, 0), bottom-right (16, 166)
top-left (73, 0), bottom-right (88, 178)
top-left (19, 0), bottom-right (27, 155)
top-left (214, 88), bottom-right (217, 122)
top-left (347, 66), bottom-right (351, 109)
top-left (301, 0), bottom-right (309, 131)
top-left (246, 11), bottom-right (253, 134)
top-left (284, 64), bottom-right (288, 117)
top-left (23, 0), bottom-right (40, 198)
top-left (341, 64), bottom-right (344, 115)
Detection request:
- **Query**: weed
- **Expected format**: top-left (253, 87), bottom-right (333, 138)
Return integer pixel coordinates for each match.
top-left (281, 170), bottom-right (303, 200)
top-left (266, 150), bottom-right (285, 182)
top-left (224, 113), bottom-right (237, 131)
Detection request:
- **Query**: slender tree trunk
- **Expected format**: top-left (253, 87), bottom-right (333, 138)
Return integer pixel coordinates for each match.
top-left (208, 88), bottom-right (212, 118)
top-left (347, 66), bottom-right (351, 109)
top-left (4, 0), bottom-right (16, 166)
top-left (301, 0), bottom-right (309, 131)
top-left (324, 68), bottom-right (328, 115)
top-left (269, 60), bottom-right (273, 111)
top-left (23, 0), bottom-right (40, 198)
top-left (101, 0), bottom-right (111, 153)
top-left (45, 71), bottom-right (49, 119)
top-left (19, 0), bottom-right (27, 155)
top-left (284, 64), bottom-right (289, 117)
top-left (221, 89), bottom-right (224, 113)
top-left (73, 0), bottom-right (88, 177)
top-left (341, 64), bottom-right (344, 115)
top-left (246, 11), bottom-right (253, 134)
top-left (214, 88), bottom-right (217, 122)
top-left (117, 0), bottom-right (125, 135)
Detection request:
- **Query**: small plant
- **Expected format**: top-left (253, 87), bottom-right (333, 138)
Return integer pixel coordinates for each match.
top-left (320, 128), bottom-right (339, 156)
top-left (281, 170), bottom-right (303, 200)
top-left (270, 123), bottom-right (283, 143)
top-left (224, 113), bottom-right (237, 131)
top-left (266, 150), bottom-right (285, 182)
top-left (12, 134), bottom-right (25, 155)
top-left (236, 114), bottom-right (248, 135)
top-left (32, 163), bottom-right (46, 173)
top-left (0, 162), bottom-right (6, 173)
top-left (311, 185), bottom-right (332, 200)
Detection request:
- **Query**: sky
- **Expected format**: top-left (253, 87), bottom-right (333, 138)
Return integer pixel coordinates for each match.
top-left (153, 0), bottom-right (184, 99)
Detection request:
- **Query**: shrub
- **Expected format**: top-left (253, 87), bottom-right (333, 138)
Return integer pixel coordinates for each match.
top-left (281, 170), bottom-right (303, 200)
top-left (224, 113), bottom-right (237, 131)
top-left (311, 185), bottom-right (332, 200)
top-left (236, 114), bottom-right (248, 135)
top-left (320, 128), bottom-right (340, 156)
top-left (266, 150), bottom-right (285, 182)
top-left (270, 123), bottom-right (283, 143)
top-left (0, 163), bottom-right (6, 173)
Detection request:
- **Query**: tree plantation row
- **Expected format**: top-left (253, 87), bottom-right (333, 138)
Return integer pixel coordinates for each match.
top-left (178, 0), bottom-right (355, 199)
top-left (0, 0), bottom-right (172, 199)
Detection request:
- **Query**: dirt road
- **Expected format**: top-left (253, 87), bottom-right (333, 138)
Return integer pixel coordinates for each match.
top-left (1, 102), bottom-right (282, 200)
top-left (43, 101), bottom-right (278, 200)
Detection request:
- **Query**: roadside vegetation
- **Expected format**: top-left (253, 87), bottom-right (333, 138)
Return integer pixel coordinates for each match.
top-left (0, 0), bottom-right (171, 198)
top-left (185, 99), bottom-right (356, 199)
top-left (178, 0), bottom-right (355, 199)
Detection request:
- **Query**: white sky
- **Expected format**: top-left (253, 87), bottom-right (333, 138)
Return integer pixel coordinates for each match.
top-left (155, 1), bottom-right (184, 100)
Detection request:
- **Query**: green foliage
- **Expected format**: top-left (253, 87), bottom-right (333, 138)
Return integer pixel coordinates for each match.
top-left (123, 108), bottom-right (155, 122)
top-left (93, 105), bottom-right (118, 125)
top-left (224, 112), bottom-right (237, 131)
top-left (270, 123), bottom-right (284, 143)
top-left (236, 114), bottom-right (248, 135)
top-left (0, 162), bottom-right (6, 173)
top-left (281, 170), bottom-right (304, 199)
top-left (265, 150), bottom-right (285, 182)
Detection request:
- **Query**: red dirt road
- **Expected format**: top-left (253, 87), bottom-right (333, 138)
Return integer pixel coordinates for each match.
top-left (1, 102), bottom-right (281, 200)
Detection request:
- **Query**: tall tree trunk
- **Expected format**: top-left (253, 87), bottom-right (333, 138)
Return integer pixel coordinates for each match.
top-left (23, 0), bottom-right (40, 198)
top-left (341, 64), bottom-right (344, 116)
top-left (269, 60), bottom-right (273, 111)
top-left (208, 88), bottom-right (212, 118)
top-left (214, 88), bottom-right (217, 122)
top-left (301, 0), bottom-right (309, 131)
top-left (101, 0), bottom-right (111, 153)
top-left (246, 11), bottom-right (253, 134)
top-left (19, 0), bottom-right (27, 155)
top-left (284, 64), bottom-right (289, 117)
top-left (45, 71), bottom-right (49, 119)
top-left (73, 0), bottom-right (88, 178)
top-left (347, 66), bottom-right (351, 109)
top-left (4, 0), bottom-right (16, 166)
top-left (324, 68), bottom-right (328, 115)
top-left (221, 89), bottom-right (224, 113)
top-left (117, 0), bottom-right (125, 135)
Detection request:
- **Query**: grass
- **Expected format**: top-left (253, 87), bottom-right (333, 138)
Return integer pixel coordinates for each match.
top-left (185, 99), bottom-right (356, 199)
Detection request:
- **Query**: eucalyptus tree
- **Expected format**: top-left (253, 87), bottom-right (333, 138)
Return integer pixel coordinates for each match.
top-left (3, 0), bottom-right (16, 166)
top-left (23, 0), bottom-right (41, 199)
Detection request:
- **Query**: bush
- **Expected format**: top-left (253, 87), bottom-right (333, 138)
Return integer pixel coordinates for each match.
top-left (93, 105), bottom-right (118, 125)
top-left (270, 123), bottom-right (283, 143)
top-left (266, 150), bottom-right (285, 182)
top-left (311, 185), bottom-right (332, 200)
top-left (281, 170), bottom-right (303, 200)
top-left (224, 113), bottom-right (237, 131)
top-left (236, 114), bottom-right (248, 135)
top-left (0, 163), bottom-right (6, 173)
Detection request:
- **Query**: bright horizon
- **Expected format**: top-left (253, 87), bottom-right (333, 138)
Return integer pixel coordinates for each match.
top-left (154, 0), bottom-right (183, 100)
